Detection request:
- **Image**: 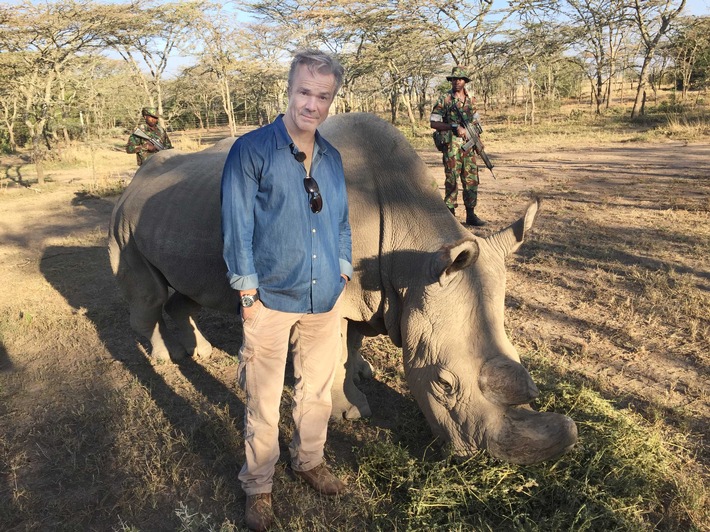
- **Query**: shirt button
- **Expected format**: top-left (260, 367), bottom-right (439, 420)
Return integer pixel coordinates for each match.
top-left (312, 279), bottom-right (317, 284)
top-left (312, 228), bottom-right (316, 233)
top-left (312, 254), bottom-right (317, 259)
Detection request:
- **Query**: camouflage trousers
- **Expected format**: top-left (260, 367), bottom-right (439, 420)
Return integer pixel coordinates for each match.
top-left (442, 138), bottom-right (479, 210)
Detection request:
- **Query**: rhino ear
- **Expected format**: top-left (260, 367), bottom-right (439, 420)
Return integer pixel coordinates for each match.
top-left (489, 198), bottom-right (541, 257)
top-left (434, 238), bottom-right (479, 286)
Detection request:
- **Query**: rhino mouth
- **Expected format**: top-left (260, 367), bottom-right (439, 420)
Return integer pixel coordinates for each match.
top-left (485, 407), bottom-right (578, 465)
top-left (434, 403), bottom-right (577, 465)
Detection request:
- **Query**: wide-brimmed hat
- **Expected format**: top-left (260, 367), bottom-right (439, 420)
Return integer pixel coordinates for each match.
top-left (446, 66), bottom-right (471, 82)
top-left (141, 106), bottom-right (160, 118)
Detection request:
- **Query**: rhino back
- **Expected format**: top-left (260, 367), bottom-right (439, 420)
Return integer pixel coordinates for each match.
top-left (322, 113), bottom-right (470, 334)
top-left (111, 138), bottom-right (236, 310)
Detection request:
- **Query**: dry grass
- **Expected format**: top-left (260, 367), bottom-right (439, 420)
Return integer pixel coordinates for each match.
top-left (1, 110), bottom-right (709, 530)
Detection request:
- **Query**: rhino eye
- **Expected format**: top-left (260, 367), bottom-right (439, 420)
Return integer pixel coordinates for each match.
top-left (438, 377), bottom-right (453, 394)
top-left (432, 368), bottom-right (457, 400)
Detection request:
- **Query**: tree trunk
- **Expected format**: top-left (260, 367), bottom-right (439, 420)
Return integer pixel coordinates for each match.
top-left (389, 89), bottom-right (398, 124)
top-left (631, 55), bottom-right (652, 117)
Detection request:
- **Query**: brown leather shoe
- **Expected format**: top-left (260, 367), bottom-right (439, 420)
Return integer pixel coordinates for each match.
top-left (245, 493), bottom-right (273, 531)
top-left (293, 463), bottom-right (346, 496)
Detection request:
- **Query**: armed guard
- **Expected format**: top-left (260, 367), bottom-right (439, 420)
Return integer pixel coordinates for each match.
top-left (126, 107), bottom-right (173, 166)
top-left (430, 67), bottom-right (486, 227)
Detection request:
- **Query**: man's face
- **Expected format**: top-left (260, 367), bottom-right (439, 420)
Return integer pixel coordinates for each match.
top-left (284, 63), bottom-right (337, 138)
top-left (144, 115), bottom-right (158, 127)
top-left (451, 78), bottom-right (467, 91)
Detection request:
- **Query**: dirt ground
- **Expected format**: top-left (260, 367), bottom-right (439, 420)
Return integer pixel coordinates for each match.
top-left (0, 138), bottom-right (708, 527)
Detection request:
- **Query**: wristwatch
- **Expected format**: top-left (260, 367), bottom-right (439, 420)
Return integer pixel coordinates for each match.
top-left (240, 291), bottom-right (260, 308)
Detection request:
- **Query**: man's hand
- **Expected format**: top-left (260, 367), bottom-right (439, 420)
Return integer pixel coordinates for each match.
top-left (240, 300), bottom-right (261, 321)
top-left (239, 290), bottom-right (260, 321)
top-left (143, 142), bottom-right (158, 153)
top-left (455, 125), bottom-right (468, 141)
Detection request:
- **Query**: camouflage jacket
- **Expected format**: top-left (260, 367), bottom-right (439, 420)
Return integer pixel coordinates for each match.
top-left (126, 124), bottom-right (173, 166)
top-left (430, 90), bottom-right (478, 146)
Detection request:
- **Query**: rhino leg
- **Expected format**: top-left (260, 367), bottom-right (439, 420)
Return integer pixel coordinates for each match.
top-left (330, 320), bottom-right (372, 420)
top-left (130, 306), bottom-right (187, 362)
top-left (113, 239), bottom-right (188, 362)
top-left (164, 292), bottom-right (213, 358)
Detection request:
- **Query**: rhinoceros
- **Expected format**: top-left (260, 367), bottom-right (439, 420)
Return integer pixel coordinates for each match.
top-left (109, 112), bottom-right (577, 465)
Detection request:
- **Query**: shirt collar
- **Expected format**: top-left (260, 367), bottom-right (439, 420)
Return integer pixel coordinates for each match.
top-left (274, 114), bottom-right (329, 155)
top-left (449, 89), bottom-right (470, 102)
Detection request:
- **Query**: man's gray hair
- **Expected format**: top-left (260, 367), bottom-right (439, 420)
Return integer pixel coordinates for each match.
top-left (288, 49), bottom-right (344, 95)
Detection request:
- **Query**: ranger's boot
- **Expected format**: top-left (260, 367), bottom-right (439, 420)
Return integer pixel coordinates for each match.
top-left (448, 205), bottom-right (456, 216)
top-left (465, 207), bottom-right (486, 227)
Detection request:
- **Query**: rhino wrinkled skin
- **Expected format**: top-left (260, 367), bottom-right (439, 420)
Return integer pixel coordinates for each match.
top-left (109, 112), bottom-right (577, 465)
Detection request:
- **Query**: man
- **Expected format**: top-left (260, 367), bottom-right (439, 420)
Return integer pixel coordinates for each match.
top-left (221, 50), bottom-right (352, 532)
top-left (126, 106), bottom-right (173, 166)
top-left (430, 66), bottom-right (486, 226)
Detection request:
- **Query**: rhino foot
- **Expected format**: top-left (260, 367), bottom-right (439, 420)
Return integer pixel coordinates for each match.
top-left (151, 343), bottom-right (189, 363)
top-left (165, 293), bottom-right (213, 359)
top-left (353, 352), bottom-right (374, 383)
top-left (331, 385), bottom-right (372, 420)
top-left (486, 407), bottom-right (577, 465)
top-left (175, 330), bottom-right (213, 359)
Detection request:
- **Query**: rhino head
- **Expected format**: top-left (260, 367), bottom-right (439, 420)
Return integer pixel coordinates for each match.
top-left (398, 201), bottom-right (577, 464)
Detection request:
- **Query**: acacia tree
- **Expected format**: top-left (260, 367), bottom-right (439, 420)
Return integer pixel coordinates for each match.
top-left (171, 64), bottom-right (222, 129)
top-left (668, 16), bottom-right (710, 99)
top-left (556, 0), bottom-right (634, 114)
top-left (192, 4), bottom-right (250, 136)
top-left (630, 0), bottom-right (686, 117)
top-left (0, 53), bottom-right (25, 152)
top-left (413, 0), bottom-right (508, 67)
top-left (0, 0), bottom-right (115, 183)
top-left (505, 19), bottom-right (572, 124)
top-left (102, 0), bottom-right (204, 125)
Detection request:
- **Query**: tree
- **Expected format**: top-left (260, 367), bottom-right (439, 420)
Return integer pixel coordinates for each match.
top-left (102, 1), bottom-right (205, 125)
top-left (193, 5), bottom-right (244, 136)
top-left (0, 0), bottom-right (116, 183)
top-left (505, 18), bottom-right (572, 124)
top-left (667, 15), bottom-right (710, 98)
top-left (555, 0), bottom-right (634, 114)
top-left (0, 52), bottom-right (25, 152)
top-left (630, 0), bottom-right (686, 117)
top-left (414, 0), bottom-right (509, 67)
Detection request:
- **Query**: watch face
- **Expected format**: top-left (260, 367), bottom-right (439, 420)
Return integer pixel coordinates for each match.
top-left (241, 295), bottom-right (254, 308)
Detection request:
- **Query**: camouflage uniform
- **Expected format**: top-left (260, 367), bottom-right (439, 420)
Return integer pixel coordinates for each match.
top-left (431, 90), bottom-right (480, 211)
top-left (126, 107), bottom-right (173, 166)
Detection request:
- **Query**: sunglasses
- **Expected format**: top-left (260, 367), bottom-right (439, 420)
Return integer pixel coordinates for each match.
top-left (303, 176), bottom-right (323, 214)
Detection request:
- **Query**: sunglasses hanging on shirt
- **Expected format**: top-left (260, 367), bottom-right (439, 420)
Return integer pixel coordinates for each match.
top-left (303, 176), bottom-right (323, 214)
top-left (291, 143), bottom-right (322, 214)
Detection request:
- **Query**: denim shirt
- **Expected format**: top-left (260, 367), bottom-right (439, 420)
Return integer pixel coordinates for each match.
top-left (221, 115), bottom-right (353, 314)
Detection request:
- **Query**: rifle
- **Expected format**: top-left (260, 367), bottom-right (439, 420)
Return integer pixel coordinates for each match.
top-left (132, 128), bottom-right (166, 151)
top-left (451, 105), bottom-right (496, 179)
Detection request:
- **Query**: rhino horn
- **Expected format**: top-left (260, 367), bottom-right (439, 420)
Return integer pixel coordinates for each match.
top-left (433, 238), bottom-right (479, 287)
top-left (487, 198), bottom-right (541, 257)
top-left (479, 357), bottom-right (539, 406)
top-left (486, 406), bottom-right (578, 465)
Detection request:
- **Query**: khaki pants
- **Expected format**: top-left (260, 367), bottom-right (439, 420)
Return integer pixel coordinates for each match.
top-left (237, 296), bottom-right (342, 496)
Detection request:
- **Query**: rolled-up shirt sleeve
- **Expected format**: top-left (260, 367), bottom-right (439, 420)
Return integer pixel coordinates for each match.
top-left (338, 196), bottom-right (353, 281)
top-left (221, 138), bottom-right (260, 291)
